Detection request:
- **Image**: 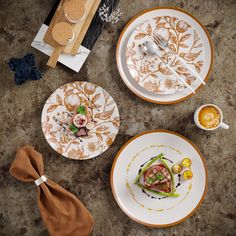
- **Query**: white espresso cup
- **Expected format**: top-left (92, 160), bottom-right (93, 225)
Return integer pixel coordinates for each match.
top-left (194, 104), bottom-right (229, 130)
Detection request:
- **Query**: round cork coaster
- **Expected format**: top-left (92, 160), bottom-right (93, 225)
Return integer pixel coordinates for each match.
top-left (63, 0), bottom-right (86, 23)
top-left (52, 22), bottom-right (75, 45)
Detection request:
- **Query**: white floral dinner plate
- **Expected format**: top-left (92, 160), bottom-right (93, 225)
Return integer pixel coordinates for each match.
top-left (117, 7), bottom-right (213, 103)
top-left (111, 130), bottom-right (207, 227)
top-left (41, 81), bottom-right (120, 160)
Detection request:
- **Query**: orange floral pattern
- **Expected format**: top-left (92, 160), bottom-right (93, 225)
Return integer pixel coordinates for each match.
top-left (41, 82), bottom-right (120, 160)
top-left (126, 16), bottom-right (204, 94)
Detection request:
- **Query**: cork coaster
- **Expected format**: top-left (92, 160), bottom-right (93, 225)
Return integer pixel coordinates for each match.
top-left (64, 0), bottom-right (100, 54)
top-left (52, 22), bottom-right (75, 46)
top-left (64, 0), bottom-right (86, 23)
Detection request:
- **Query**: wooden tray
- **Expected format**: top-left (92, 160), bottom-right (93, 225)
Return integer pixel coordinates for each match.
top-left (43, 0), bottom-right (101, 67)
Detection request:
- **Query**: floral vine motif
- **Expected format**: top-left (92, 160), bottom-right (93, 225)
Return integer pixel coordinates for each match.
top-left (98, 3), bottom-right (122, 24)
top-left (126, 16), bottom-right (205, 93)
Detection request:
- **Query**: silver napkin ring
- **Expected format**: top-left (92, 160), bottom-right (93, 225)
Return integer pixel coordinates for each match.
top-left (34, 175), bottom-right (48, 186)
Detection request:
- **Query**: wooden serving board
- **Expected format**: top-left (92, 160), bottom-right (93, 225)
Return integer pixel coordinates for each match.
top-left (43, 0), bottom-right (100, 67)
top-left (43, 0), bottom-right (100, 54)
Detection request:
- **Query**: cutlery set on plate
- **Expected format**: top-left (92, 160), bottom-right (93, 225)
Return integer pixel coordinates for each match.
top-left (141, 32), bottom-right (206, 94)
top-left (121, 7), bottom-right (213, 103)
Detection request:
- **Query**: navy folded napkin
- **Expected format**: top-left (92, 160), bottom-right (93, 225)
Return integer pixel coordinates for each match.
top-left (8, 53), bottom-right (42, 85)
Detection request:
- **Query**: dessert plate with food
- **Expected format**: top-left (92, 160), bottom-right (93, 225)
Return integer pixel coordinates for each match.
top-left (117, 6), bottom-right (213, 104)
top-left (41, 81), bottom-right (120, 160)
top-left (111, 130), bottom-right (207, 227)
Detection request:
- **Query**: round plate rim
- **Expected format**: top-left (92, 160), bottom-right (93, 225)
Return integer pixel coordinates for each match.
top-left (116, 6), bottom-right (214, 104)
top-left (110, 129), bottom-right (208, 227)
top-left (41, 81), bottom-right (120, 160)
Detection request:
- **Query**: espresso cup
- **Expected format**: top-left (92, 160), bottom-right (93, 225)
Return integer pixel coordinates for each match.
top-left (194, 104), bottom-right (229, 130)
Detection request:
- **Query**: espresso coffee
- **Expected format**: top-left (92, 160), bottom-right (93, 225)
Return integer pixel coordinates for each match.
top-left (198, 105), bottom-right (221, 129)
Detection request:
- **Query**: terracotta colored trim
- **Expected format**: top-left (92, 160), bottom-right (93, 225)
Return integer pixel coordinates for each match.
top-left (110, 129), bottom-right (208, 227)
top-left (116, 6), bottom-right (214, 104)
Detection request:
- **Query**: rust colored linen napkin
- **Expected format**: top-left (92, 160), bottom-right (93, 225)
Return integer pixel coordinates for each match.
top-left (9, 145), bottom-right (94, 236)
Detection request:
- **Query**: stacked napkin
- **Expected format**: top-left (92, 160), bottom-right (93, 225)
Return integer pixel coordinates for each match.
top-left (9, 146), bottom-right (94, 236)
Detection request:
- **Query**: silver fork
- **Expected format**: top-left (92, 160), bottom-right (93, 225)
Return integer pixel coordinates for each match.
top-left (153, 31), bottom-right (206, 85)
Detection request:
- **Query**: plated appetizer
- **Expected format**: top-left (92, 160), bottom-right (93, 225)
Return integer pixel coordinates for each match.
top-left (69, 105), bottom-right (95, 138)
top-left (135, 154), bottom-right (194, 198)
top-left (135, 154), bottom-right (179, 197)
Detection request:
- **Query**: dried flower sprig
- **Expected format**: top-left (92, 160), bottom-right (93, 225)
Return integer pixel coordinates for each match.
top-left (98, 3), bottom-right (122, 24)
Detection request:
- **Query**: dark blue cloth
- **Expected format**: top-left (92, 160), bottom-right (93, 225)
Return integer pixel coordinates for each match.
top-left (8, 53), bottom-right (42, 85)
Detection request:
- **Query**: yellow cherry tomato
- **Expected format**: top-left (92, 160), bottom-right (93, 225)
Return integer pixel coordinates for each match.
top-left (172, 164), bottom-right (182, 174)
top-left (183, 170), bottom-right (193, 180)
top-left (181, 158), bottom-right (192, 168)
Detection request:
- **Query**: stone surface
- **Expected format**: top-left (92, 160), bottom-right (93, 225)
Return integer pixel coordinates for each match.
top-left (0, 0), bottom-right (236, 235)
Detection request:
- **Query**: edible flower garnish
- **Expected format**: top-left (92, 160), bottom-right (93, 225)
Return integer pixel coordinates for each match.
top-left (172, 164), bottom-right (182, 174)
top-left (181, 158), bottom-right (192, 167)
top-left (183, 170), bottom-right (193, 180)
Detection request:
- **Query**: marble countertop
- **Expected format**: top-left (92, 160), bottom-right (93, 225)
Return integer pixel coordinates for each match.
top-left (0, 0), bottom-right (235, 235)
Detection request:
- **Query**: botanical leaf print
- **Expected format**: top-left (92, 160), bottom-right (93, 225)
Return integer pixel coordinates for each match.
top-left (143, 81), bottom-right (161, 93)
top-left (180, 34), bottom-right (191, 42)
top-left (169, 44), bottom-right (177, 53)
top-left (112, 117), bottom-right (120, 129)
top-left (153, 16), bottom-right (161, 25)
top-left (179, 43), bottom-right (189, 48)
top-left (41, 82), bottom-right (120, 160)
top-left (47, 105), bottom-right (58, 113)
top-left (193, 43), bottom-right (203, 48)
top-left (157, 22), bottom-right (166, 28)
top-left (56, 95), bottom-right (62, 105)
top-left (179, 50), bottom-right (202, 61)
top-left (194, 60), bottom-right (203, 73)
top-left (170, 34), bottom-right (177, 44)
top-left (134, 33), bottom-right (147, 40)
top-left (158, 63), bottom-right (172, 75)
top-left (95, 107), bottom-right (115, 120)
top-left (106, 136), bottom-right (114, 146)
top-left (146, 23), bottom-right (152, 34)
top-left (176, 66), bottom-right (190, 76)
top-left (91, 93), bottom-right (101, 103)
top-left (150, 73), bottom-right (158, 79)
top-left (96, 126), bottom-right (110, 132)
top-left (96, 133), bottom-right (103, 142)
top-left (65, 89), bottom-right (73, 95)
top-left (68, 148), bottom-right (85, 159)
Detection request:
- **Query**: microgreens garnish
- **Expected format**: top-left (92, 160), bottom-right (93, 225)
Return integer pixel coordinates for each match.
top-left (77, 105), bottom-right (86, 115)
top-left (69, 124), bottom-right (78, 133)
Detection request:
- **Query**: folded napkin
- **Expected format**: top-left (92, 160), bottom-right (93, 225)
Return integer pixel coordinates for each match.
top-left (9, 146), bottom-right (94, 236)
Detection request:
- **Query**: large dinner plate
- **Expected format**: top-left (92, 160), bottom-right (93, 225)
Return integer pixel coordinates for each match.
top-left (41, 81), bottom-right (120, 160)
top-left (117, 6), bottom-right (213, 104)
top-left (111, 130), bottom-right (207, 227)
